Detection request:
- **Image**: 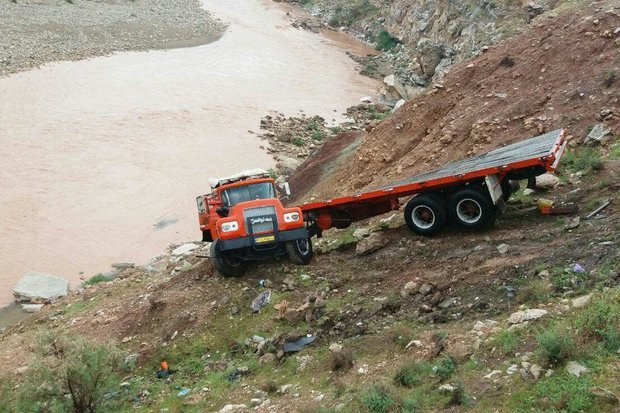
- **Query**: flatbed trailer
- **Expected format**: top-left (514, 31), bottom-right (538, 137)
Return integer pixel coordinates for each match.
top-left (298, 129), bottom-right (567, 236)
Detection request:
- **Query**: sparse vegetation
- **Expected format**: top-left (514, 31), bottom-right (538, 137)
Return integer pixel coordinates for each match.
top-left (603, 70), bottom-right (616, 88)
top-left (432, 355), bottom-right (456, 381)
top-left (374, 30), bottom-right (401, 52)
top-left (493, 329), bottom-right (522, 354)
top-left (329, 348), bottom-right (354, 372)
top-left (499, 55), bottom-right (515, 67)
top-left (576, 293), bottom-right (620, 353)
top-left (360, 384), bottom-right (395, 413)
top-left (536, 325), bottom-right (576, 366)
top-left (519, 280), bottom-right (553, 304)
top-left (393, 360), bottom-right (432, 388)
top-left (560, 147), bottom-right (603, 173)
top-left (85, 273), bottom-right (108, 285)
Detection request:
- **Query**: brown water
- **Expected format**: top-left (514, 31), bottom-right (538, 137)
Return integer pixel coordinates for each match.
top-left (0, 0), bottom-right (378, 306)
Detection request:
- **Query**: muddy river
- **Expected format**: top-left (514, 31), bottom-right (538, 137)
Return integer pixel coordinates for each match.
top-left (0, 0), bottom-right (378, 307)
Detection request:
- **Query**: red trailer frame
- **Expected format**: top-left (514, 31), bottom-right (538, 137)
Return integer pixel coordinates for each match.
top-left (298, 129), bottom-right (566, 234)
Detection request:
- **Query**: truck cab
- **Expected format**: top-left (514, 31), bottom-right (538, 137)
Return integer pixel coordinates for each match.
top-left (196, 169), bottom-right (313, 277)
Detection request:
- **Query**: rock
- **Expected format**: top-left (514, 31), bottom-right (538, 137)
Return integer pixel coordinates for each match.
top-left (590, 387), bottom-right (620, 404)
top-left (15, 366), bottom-right (29, 374)
top-left (279, 384), bottom-right (293, 394)
top-left (483, 370), bottom-right (502, 379)
top-left (21, 303), bottom-right (44, 313)
top-left (405, 340), bottom-right (423, 349)
top-left (496, 244), bottom-right (510, 254)
top-left (565, 361), bottom-right (589, 377)
top-left (355, 233), bottom-right (389, 256)
top-left (565, 217), bottom-right (581, 230)
top-left (383, 74), bottom-right (408, 100)
top-left (252, 335), bottom-right (266, 343)
top-left (506, 364), bottom-right (518, 375)
top-left (419, 283), bottom-right (434, 296)
top-left (535, 173), bottom-right (560, 190)
top-left (525, 2), bottom-right (547, 23)
top-left (438, 383), bottom-right (456, 392)
top-left (360, 96), bottom-right (372, 103)
top-left (121, 336), bottom-right (132, 343)
top-left (300, 274), bottom-right (311, 281)
top-left (508, 309), bottom-right (547, 324)
top-left (584, 124), bottom-right (612, 145)
top-left (402, 281), bottom-right (420, 296)
top-left (259, 353), bottom-right (276, 364)
top-left (329, 343), bottom-right (343, 353)
top-left (523, 188), bottom-right (535, 195)
top-left (473, 320), bottom-right (499, 332)
top-left (530, 364), bottom-right (543, 380)
top-left (124, 353), bottom-right (139, 367)
top-left (572, 294), bottom-right (592, 308)
top-left (391, 99), bottom-right (406, 113)
top-left (352, 228), bottom-right (371, 239)
top-left (218, 405), bottom-right (248, 413)
top-left (251, 290), bottom-right (271, 312)
top-left (13, 272), bottom-right (70, 303)
top-left (278, 155), bottom-right (302, 171)
top-left (172, 243), bottom-right (199, 256)
top-left (438, 297), bottom-right (457, 309)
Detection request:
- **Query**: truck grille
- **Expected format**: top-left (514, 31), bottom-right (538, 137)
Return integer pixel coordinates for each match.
top-left (244, 206), bottom-right (276, 234)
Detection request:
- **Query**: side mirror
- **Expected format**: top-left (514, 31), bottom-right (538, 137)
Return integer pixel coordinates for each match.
top-left (196, 196), bottom-right (206, 213)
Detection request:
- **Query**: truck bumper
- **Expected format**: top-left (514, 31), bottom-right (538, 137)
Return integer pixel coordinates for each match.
top-left (219, 227), bottom-right (308, 252)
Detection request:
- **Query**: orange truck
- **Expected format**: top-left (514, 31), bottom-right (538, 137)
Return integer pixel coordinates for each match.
top-left (197, 129), bottom-right (567, 277)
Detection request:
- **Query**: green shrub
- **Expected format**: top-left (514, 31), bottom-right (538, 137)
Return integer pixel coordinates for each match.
top-left (447, 381), bottom-right (472, 407)
top-left (532, 374), bottom-right (594, 412)
top-left (311, 131), bottom-right (325, 141)
top-left (14, 331), bottom-right (123, 413)
top-left (393, 360), bottom-right (432, 387)
top-left (576, 295), bottom-right (620, 352)
top-left (375, 30), bottom-right (400, 52)
top-left (85, 273), bottom-right (108, 285)
top-left (519, 280), bottom-right (553, 304)
top-left (432, 355), bottom-right (456, 381)
top-left (560, 147), bottom-right (602, 173)
top-left (536, 326), bottom-right (576, 366)
top-left (293, 138), bottom-right (304, 147)
top-left (603, 70), bottom-right (616, 88)
top-left (361, 384), bottom-right (394, 413)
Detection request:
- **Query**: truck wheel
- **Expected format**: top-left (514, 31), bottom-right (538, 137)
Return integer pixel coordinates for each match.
top-left (210, 239), bottom-right (248, 277)
top-left (286, 237), bottom-right (313, 265)
top-left (404, 194), bottom-right (446, 236)
top-left (448, 188), bottom-right (496, 230)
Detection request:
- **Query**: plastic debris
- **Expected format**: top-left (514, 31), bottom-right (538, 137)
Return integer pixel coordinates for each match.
top-left (573, 263), bottom-right (586, 273)
top-left (177, 388), bottom-right (190, 397)
top-left (283, 335), bottom-right (316, 353)
top-left (251, 290), bottom-right (271, 312)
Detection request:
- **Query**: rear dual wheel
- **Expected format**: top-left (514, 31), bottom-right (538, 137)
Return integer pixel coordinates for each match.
top-left (404, 194), bottom-right (446, 236)
top-left (447, 188), bottom-right (496, 230)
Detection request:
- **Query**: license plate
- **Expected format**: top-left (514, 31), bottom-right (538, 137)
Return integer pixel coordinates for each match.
top-left (255, 235), bottom-right (275, 243)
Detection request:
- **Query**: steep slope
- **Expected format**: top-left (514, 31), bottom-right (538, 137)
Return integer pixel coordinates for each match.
top-left (291, 1), bottom-right (619, 202)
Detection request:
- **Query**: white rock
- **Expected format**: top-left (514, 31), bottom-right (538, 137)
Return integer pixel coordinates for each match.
top-left (584, 124), bottom-right (612, 145)
top-left (405, 340), bottom-right (423, 349)
top-left (172, 243), bottom-right (199, 256)
top-left (218, 404), bottom-right (248, 413)
top-left (497, 244), bottom-right (510, 254)
top-left (391, 99), bottom-right (406, 113)
top-left (506, 364), bottom-right (519, 375)
top-left (438, 383), bottom-right (456, 392)
top-left (329, 343), bottom-right (343, 353)
top-left (15, 366), bottom-right (29, 374)
top-left (523, 188), bottom-right (535, 195)
top-left (572, 294), bottom-right (592, 308)
top-left (13, 272), bottom-right (70, 303)
top-left (360, 96), bottom-right (372, 103)
top-left (21, 303), bottom-right (44, 313)
top-left (530, 364), bottom-right (543, 380)
top-left (565, 361), bottom-right (589, 377)
top-left (483, 370), bottom-right (502, 379)
top-left (508, 309), bottom-right (547, 324)
top-left (535, 173), bottom-right (560, 190)
top-left (352, 228), bottom-right (371, 239)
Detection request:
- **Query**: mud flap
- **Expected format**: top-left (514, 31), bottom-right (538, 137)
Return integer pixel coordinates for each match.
top-left (484, 174), bottom-right (503, 205)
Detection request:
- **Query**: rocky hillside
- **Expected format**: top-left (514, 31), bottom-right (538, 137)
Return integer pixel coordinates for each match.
top-left (290, 0), bottom-right (619, 201)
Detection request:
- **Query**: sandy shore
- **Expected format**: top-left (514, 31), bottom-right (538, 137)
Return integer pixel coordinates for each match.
top-left (0, 0), bottom-right (225, 76)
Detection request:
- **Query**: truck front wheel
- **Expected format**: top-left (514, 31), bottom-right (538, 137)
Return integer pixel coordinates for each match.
top-left (404, 194), bottom-right (446, 236)
top-left (286, 237), bottom-right (313, 265)
top-left (210, 239), bottom-right (248, 277)
top-left (447, 188), bottom-right (496, 230)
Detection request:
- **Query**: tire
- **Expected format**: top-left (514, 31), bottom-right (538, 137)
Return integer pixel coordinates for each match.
top-left (285, 236), bottom-right (314, 265)
top-left (210, 239), bottom-right (248, 277)
top-left (447, 187), bottom-right (496, 230)
top-left (404, 194), bottom-right (446, 236)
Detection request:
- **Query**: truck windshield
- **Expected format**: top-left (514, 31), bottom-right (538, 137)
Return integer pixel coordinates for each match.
top-left (222, 183), bottom-right (275, 207)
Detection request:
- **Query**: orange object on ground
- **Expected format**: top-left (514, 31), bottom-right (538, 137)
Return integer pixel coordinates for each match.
top-left (161, 360), bottom-right (168, 371)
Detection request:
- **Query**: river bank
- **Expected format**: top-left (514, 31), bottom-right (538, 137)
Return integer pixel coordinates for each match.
top-left (0, 0), bottom-right (379, 308)
top-left (0, 0), bottom-right (225, 77)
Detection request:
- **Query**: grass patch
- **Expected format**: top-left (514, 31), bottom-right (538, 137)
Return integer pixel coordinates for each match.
top-left (536, 325), bottom-right (576, 367)
top-left (311, 130), bottom-right (325, 141)
top-left (516, 374), bottom-right (595, 412)
top-left (393, 360), bottom-right (432, 388)
top-left (519, 280), bottom-right (553, 304)
top-left (432, 355), bottom-right (456, 381)
top-left (576, 293), bottom-right (620, 353)
top-left (360, 383), bottom-right (395, 413)
top-left (560, 147), bottom-right (602, 173)
top-left (492, 329), bottom-right (522, 355)
top-left (85, 273), bottom-right (108, 285)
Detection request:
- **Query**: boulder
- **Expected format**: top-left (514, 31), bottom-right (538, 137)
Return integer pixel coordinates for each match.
top-left (383, 75), bottom-right (408, 100)
top-left (535, 173), bottom-right (560, 190)
top-left (391, 99), bottom-right (406, 113)
top-left (352, 228), bottom-right (371, 240)
top-left (21, 303), bottom-right (44, 313)
top-left (584, 124), bottom-right (612, 145)
top-left (572, 294), bottom-right (592, 308)
top-left (355, 233), bottom-right (389, 256)
top-left (13, 272), bottom-right (69, 303)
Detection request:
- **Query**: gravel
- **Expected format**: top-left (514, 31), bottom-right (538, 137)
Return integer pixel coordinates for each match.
top-left (0, 0), bottom-right (225, 76)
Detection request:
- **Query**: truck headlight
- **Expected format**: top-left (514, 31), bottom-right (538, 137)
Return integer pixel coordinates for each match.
top-left (221, 221), bottom-right (239, 232)
top-left (283, 212), bottom-right (300, 223)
